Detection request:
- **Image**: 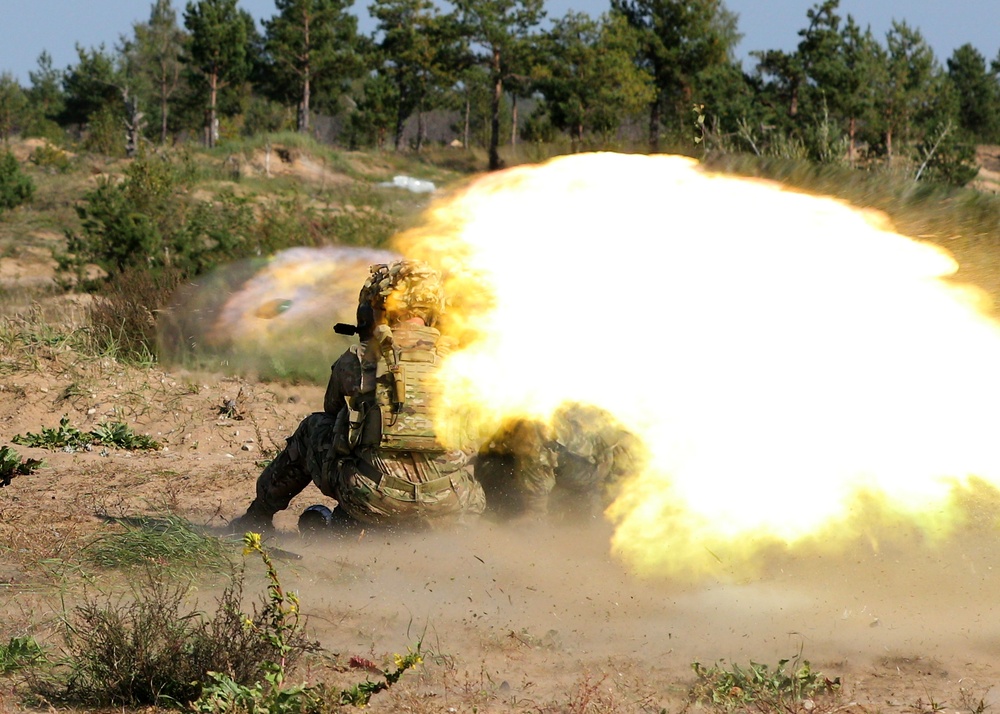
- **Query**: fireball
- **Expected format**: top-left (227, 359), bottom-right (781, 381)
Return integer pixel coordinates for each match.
top-left (395, 152), bottom-right (1000, 579)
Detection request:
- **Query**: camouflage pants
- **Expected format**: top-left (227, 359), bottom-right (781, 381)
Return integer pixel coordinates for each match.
top-left (476, 419), bottom-right (612, 519)
top-left (255, 412), bottom-right (485, 528)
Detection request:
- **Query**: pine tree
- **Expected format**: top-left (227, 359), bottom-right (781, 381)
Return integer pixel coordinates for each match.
top-left (452, 0), bottom-right (545, 170)
top-left (183, 0), bottom-right (255, 147)
top-left (0, 74), bottom-right (28, 141)
top-left (131, 0), bottom-right (186, 143)
top-left (370, 0), bottom-right (465, 151)
top-left (611, 0), bottom-right (738, 152)
top-left (262, 0), bottom-right (362, 133)
top-left (532, 11), bottom-right (654, 146)
top-left (947, 43), bottom-right (1000, 143)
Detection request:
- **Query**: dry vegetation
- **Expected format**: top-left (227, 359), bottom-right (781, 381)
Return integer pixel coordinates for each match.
top-left (1, 139), bottom-right (1000, 712)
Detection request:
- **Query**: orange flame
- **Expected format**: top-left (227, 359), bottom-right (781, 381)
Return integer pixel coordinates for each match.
top-left (395, 152), bottom-right (1000, 580)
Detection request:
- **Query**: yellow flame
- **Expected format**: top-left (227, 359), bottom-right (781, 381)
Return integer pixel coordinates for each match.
top-left (395, 152), bottom-right (1000, 579)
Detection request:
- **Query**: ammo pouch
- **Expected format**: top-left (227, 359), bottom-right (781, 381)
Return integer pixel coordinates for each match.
top-left (342, 392), bottom-right (386, 452)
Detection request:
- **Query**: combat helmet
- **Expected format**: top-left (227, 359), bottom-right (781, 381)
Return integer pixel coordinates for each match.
top-left (359, 260), bottom-right (445, 327)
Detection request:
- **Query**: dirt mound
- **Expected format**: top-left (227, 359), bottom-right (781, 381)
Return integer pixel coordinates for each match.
top-left (972, 144), bottom-right (1000, 193)
top-left (234, 146), bottom-right (353, 186)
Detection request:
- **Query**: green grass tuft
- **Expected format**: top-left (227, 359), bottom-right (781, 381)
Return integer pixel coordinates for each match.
top-left (85, 515), bottom-right (232, 571)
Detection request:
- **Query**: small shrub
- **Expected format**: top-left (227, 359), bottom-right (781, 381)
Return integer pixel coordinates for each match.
top-left (175, 190), bottom-right (256, 273)
top-left (28, 143), bottom-right (72, 173)
top-left (0, 151), bottom-right (35, 211)
top-left (691, 656), bottom-right (839, 711)
top-left (66, 152), bottom-right (180, 276)
top-left (0, 445), bottom-right (43, 487)
top-left (11, 416), bottom-right (88, 450)
top-left (29, 567), bottom-right (292, 707)
top-left (90, 421), bottom-right (160, 450)
top-left (88, 265), bottom-right (183, 364)
top-left (193, 533), bottom-right (422, 713)
top-left (82, 105), bottom-right (125, 157)
top-left (336, 649), bottom-right (423, 707)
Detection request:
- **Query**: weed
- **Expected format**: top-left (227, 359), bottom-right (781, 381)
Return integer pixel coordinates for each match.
top-left (217, 387), bottom-right (247, 420)
top-left (89, 420), bottom-right (161, 450)
top-left (958, 687), bottom-right (989, 714)
top-left (0, 311), bottom-right (87, 365)
top-left (12, 416), bottom-right (87, 450)
top-left (57, 382), bottom-right (89, 403)
top-left (691, 656), bottom-right (839, 712)
top-left (192, 533), bottom-right (422, 713)
top-left (194, 531), bottom-right (313, 713)
top-left (12, 415), bottom-right (161, 451)
top-left (88, 265), bottom-right (184, 364)
top-left (0, 445), bottom-right (43, 487)
top-left (0, 636), bottom-right (45, 674)
top-left (337, 648), bottom-right (424, 707)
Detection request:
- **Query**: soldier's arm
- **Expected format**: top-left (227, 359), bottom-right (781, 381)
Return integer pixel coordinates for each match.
top-left (323, 367), bottom-right (341, 414)
top-left (323, 352), bottom-right (361, 414)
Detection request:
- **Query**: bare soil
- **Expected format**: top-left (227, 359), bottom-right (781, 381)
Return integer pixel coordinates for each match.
top-left (0, 296), bottom-right (998, 714)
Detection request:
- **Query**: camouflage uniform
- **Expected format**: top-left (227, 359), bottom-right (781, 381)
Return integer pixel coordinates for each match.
top-left (476, 402), bottom-right (643, 520)
top-left (237, 261), bottom-right (485, 531)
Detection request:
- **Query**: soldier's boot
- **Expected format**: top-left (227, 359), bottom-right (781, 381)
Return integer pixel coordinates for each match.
top-left (298, 504), bottom-right (333, 532)
top-left (229, 498), bottom-right (276, 535)
top-left (298, 503), bottom-right (358, 535)
top-left (230, 448), bottom-right (308, 535)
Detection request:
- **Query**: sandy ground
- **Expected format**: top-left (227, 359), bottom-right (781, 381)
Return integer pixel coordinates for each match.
top-left (1, 321), bottom-right (999, 713)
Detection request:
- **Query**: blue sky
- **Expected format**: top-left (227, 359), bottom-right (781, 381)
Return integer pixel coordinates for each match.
top-left (1, 0), bottom-right (997, 84)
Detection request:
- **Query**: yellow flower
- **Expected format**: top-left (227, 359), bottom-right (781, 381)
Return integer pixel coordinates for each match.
top-left (394, 652), bottom-right (423, 669)
top-left (242, 531), bottom-right (262, 555)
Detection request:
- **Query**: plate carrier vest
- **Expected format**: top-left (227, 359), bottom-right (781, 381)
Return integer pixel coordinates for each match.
top-left (343, 323), bottom-right (446, 454)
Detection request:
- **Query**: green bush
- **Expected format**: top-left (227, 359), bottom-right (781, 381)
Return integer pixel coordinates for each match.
top-left (691, 657), bottom-right (838, 711)
top-left (28, 143), bottom-right (72, 173)
top-left (0, 151), bottom-right (35, 211)
top-left (66, 151), bottom-right (180, 276)
top-left (82, 105), bottom-right (125, 157)
top-left (67, 153), bottom-right (260, 281)
top-left (27, 532), bottom-right (418, 709)
top-left (193, 534), bottom-right (422, 713)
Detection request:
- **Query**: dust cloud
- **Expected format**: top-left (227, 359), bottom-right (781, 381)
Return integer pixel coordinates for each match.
top-left (260, 511), bottom-right (1000, 686)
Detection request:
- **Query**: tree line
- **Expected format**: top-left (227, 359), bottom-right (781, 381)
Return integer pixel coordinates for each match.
top-left (1, 0), bottom-right (998, 182)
